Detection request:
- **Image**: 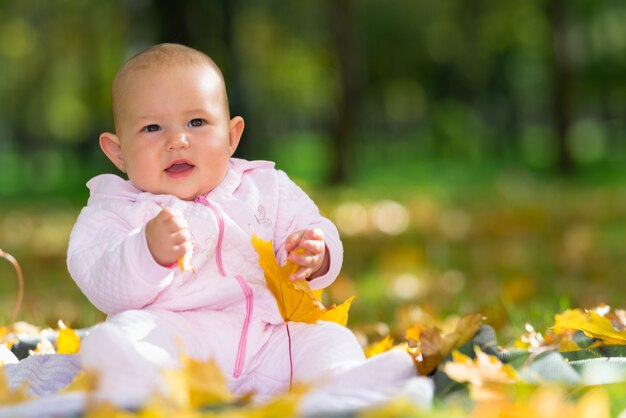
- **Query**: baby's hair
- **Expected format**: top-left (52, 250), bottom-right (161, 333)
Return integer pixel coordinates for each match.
top-left (111, 43), bottom-right (227, 129)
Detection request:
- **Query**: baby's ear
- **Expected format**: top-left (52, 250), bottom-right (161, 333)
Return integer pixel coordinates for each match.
top-left (99, 132), bottom-right (126, 172)
top-left (228, 116), bottom-right (245, 156)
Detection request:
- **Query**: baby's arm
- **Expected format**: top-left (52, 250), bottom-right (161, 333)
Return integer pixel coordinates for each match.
top-left (67, 205), bottom-right (177, 315)
top-left (274, 170), bottom-right (343, 290)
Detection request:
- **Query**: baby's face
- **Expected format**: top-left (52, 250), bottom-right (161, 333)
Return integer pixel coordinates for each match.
top-left (114, 64), bottom-right (238, 200)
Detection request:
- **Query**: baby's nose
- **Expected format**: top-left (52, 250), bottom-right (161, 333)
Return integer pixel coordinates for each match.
top-left (167, 132), bottom-right (190, 149)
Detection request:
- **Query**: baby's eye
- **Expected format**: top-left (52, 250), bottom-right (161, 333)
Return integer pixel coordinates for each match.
top-left (188, 119), bottom-right (206, 128)
top-left (142, 124), bottom-right (161, 133)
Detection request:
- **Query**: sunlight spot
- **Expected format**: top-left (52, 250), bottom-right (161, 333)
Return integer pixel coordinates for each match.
top-left (562, 223), bottom-right (595, 268)
top-left (2, 212), bottom-right (34, 247)
top-left (387, 273), bottom-right (424, 301)
top-left (410, 197), bottom-right (440, 233)
top-left (371, 200), bottom-right (409, 235)
top-left (31, 212), bottom-right (75, 257)
top-left (334, 202), bottom-right (369, 236)
top-left (439, 209), bottom-right (471, 240)
top-left (440, 270), bottom-right (465, 294)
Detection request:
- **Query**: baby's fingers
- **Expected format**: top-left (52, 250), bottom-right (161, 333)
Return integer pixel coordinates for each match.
top-left (173, 240), bottom-right (193, 258)
top-left (285, 231), bottom-right (305, 252)
top-left (299, 239), bottom-right (325, 256)
top-left (290, 267), bottom-right (314, 281)
top-left (288, 251), bottom-right (317, 268)
top-left (171, 229), bottom-right (192, 246)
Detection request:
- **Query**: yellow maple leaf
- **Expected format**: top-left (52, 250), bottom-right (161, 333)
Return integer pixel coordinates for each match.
top-left (0, 368), bottom-right (30, 406)
top-left (364, 336), bottom-right (394, 358)
top-left (410, 313), bottom-right (482, 375)
top-left (177, 251), bottom-right (194, 272)
top-left (359, 396), bottom-right (430, 418)
top-left (63, 371), bottom-right (99, 393)
top-left (575, 387), bottom-right (610, 418)
top-left (242, 393), bottom-right (301, 418)
top-left (444, 348), bottom-right (517, 386)
top-left (84, 400), bottom-right (137, 418)
top-left (162, 355), bottom-right (233, 410)
top-left (56, 320), bottom-right (80, 354)
top-left (319, 296), bottom-right (355, 327)
top-left (404, 324), bottom-right (426, 342)
top-left (252, 235), bottom-right (354, 325)
top-left (471, 386), bottom-right (610, 418)
top-left (552, 309), bottom-right (626, 345)
top-left (444, 347), bottom-right (517, 402)
top-left (0, 326), bottom-right (18, 351)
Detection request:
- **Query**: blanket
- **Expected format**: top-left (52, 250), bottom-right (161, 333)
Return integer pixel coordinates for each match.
top-left (1, 351), bottom-right (433, 418)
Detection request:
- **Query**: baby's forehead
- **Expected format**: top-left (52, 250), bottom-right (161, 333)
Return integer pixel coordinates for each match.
top-left (115, 60), bottom-right (222, 92)
top-left (112, 63), bottom-right (226, 105)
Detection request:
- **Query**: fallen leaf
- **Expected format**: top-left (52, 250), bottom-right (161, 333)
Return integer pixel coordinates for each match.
top-left (412, 313), bottom-right (482, 375)
top-left (358, 396), bottom-right (429, 418)
top-left (404, 324), bottom-right (426, 343)
top-left (56, 320), bottom-right (80, 354)
top-left (445, 347), bottom-right (517, 402)
top-left (543, 330), bottom-right (581, 352)
top-left (33, 337), bottom-right (55, 355)
top-left (444, 348), bottom-right (517, 387)
top-left (242, 392), bottom-right (301, 418)
top-left (63, 371), bottom-right (99, 393)
top-left (364, 336), bottom-right (394, 358)
top-left (0, 367), bottom-right (30, 405)
top-left (552, 309), bottom-right (626, 345)
top-left (470, 386), bottom-right (610, 418)
top-left (84, 400), bottom-right (136, 418)
top-left (575, 388), bottom-right (610, 418)
top-left (162, 355), bottom-right (234, 410)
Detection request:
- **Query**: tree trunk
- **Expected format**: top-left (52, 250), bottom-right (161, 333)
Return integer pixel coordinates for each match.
top-left (546, 0), bottom-right (575, 175)
top-left (326, 0), bottom-right (362, 184)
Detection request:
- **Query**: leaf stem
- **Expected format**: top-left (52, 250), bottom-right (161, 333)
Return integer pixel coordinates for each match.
top-left (0, 248), bottom-right (24, 323)
top-left (285, 321), bottom-right (293, 391)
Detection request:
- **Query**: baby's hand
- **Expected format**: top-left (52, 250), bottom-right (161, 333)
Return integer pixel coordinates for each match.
top-left (285, 229), bottom-right (329, 281)
top-left (145, 207), bottom-right (192, 267)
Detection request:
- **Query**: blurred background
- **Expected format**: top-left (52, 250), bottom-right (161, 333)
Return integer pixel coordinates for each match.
top-left (1, 0), bottom-right (626, 344)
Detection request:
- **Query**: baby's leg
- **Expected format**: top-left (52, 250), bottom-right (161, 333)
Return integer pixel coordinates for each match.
top-left (245, 321), bottom-right (430, 414)
top-left (79, 309), bottom-right (182, 405)
top-left (240, 321), bottom-right (420, 395)
top-left (290, 321), bottom-right (417, 389)
top-left (237, 321), bottom-right (365, 394)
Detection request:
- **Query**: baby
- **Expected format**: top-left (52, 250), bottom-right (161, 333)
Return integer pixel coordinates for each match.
top-left (67, 43), bottom-right (420, 405)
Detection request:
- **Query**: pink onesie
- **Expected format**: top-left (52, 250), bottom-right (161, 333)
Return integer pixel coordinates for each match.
top-left (67, 158), bottom-right (417, 402)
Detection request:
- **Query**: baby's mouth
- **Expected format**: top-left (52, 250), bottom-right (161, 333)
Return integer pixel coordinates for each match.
top-left (165, 161), bottom-right (195, 176)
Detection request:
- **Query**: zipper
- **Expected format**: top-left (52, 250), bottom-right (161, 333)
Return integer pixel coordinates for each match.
top-left (194, 195), bottom-right (226, 276)
top-left (194, 194), bottom-right (253, 378)
top-left (233, 274), bottom-right (253, 378)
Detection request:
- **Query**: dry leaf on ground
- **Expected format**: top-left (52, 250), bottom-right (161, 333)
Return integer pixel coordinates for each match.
top-left (412, 313), bottom-right (482, 375)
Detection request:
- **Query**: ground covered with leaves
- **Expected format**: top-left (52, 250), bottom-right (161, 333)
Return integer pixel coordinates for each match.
top-left (4, 239), bottom-right (626, 416)
top-left (3, 306), bottom-right (626, 417)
